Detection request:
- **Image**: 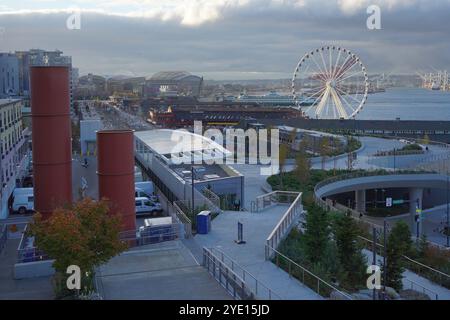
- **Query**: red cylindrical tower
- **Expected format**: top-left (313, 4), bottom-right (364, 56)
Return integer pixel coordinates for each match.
top-left (97, 130), bottom-right (136, 232)
top-left (31, 66), bottom-right (72, 218)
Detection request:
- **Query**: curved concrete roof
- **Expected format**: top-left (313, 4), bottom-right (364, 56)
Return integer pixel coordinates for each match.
top-left (315, 173), bottom-right (450, 198)
top-left (134, 129), bottom-right (230, 157)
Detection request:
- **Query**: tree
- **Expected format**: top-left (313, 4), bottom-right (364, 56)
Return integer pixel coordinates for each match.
top-left (334, 213), bottom-right (367, 290)
top-left (385, 221), bottom-right (412, 291)
top-left (28, 198), bottom-right (127, 298)
top-left (294, 149), bottom-right (311, 185)
top-left (303, 204), bottom-right (330, 263)
top-left (278, 143), bottom-right (289, 189)
top-left (319, 137), bottom-right (330, 170)
top-left (422, 134), bottom-right (430, 145)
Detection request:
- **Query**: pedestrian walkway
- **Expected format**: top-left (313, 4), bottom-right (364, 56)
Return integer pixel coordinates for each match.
top-left (0, 238), bottom-right (53, 300)
top-left (193, 208), bottom-right (322, 300)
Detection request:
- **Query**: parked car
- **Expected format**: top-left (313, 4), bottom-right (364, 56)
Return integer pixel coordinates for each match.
top-left (135, 197), bottom-right (162, 216)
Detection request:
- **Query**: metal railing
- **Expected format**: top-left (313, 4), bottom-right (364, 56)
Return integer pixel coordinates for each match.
top-left (357, 235), bottom-right (450, 290)
top-left (16, 225), bottom-right (50, 263)
top-left (119, 224), bottom-right (181, 247)
top-left (403, 278), bottom-right (439, 300)
top-left (265, 192), bottom-right (303, 260)
top-left (266, 245), bottom-right (352, 300)
top-left (172, 200), bottom-right (194, 238)
top-left (202, 187), bottom-right (221, 210)
top-left (202, 248), bottom-right (252, 300)
top-left (207, 247), bottom-right (281, 300)
top-left (254, 191), bottom-right (300, 213)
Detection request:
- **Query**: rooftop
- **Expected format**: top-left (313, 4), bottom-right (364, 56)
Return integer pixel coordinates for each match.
top-left (135, 129), bottom-right (231, 161)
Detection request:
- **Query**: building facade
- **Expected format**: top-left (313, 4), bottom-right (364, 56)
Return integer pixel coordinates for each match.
top-left (0, 53), bottom-right (20, 98)
top-left (0, 99), bottom-right (31, 219)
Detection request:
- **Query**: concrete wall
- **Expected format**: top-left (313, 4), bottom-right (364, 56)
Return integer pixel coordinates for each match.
top-left (14, 260), bottom-right (55, 279)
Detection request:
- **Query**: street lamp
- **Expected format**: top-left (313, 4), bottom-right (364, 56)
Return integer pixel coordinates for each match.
top-left (191, 166), bottom-right (197, 216)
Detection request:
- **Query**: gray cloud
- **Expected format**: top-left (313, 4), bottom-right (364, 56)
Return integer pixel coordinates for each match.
top-left (0, 1), bottom-right (449, 79)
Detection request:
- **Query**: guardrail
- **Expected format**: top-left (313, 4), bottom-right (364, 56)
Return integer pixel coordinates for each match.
top-left (357, 235), bottom-right (450, 291)
top-left (266, 245), bottom-right (352, 300)
top-left (403, 278), bottom-right (439, 300)
top-left (207, 247), bottom-right (281, 300)
top-left (202, 248), bottom-right (252, 300)
top-left (172, 201), bottom-right (193, 238)
top-left (253, 191), bottom-right (300, 213)
top-left (265, 191), bottom-right (303, 260)
top-left (202, 187), bottom-right (221, 210)
top-left (119, 223), bottom-right (181, 247)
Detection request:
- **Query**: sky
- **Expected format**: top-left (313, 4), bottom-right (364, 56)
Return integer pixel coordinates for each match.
top-left (0, 0), bottom-right (450, 79)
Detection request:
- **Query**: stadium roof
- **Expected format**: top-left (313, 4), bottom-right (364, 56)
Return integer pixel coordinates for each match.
top-left (148, 71), bottom-right (200, 81)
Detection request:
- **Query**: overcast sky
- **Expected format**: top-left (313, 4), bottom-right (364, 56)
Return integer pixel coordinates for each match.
top-left (1, 0), bottom-right (449, 79)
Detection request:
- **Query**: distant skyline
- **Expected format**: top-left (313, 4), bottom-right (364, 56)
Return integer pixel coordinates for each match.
top-left (1, 0), bottom-right (450, 80)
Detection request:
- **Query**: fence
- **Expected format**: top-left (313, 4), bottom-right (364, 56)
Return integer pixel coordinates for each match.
top-left (206, 247), bottom-right (281, 300)
top-left (265, 191), bottom-right (303, 260)
top-left (266, 245), bottom-right (352, 300)
top-left (119, 223), bottom-right (181, 247)
top-left (202, 247), bottom-right (252, 300)
top-left (17, 227), bottom-right (49, 263)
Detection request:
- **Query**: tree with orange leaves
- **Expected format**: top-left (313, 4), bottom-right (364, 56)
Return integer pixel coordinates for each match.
top-left (27, 198), bottom-right (127, 298)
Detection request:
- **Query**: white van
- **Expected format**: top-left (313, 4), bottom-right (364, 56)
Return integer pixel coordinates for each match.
top-left (135, 188), bottom-right (158, 202)
top-left (135, 197), bottom-right (163, 216)
top-left (12, 188), bottom-right (34, 214)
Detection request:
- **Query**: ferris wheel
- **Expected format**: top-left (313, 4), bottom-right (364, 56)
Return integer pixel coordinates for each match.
top-left (292, 46), bottom-right (369, 119)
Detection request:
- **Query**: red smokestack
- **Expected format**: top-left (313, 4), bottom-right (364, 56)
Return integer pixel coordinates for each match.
top-left (97, 130), bottom-right (136, 232)
top-left (30, 66), bottom-right (72, 218)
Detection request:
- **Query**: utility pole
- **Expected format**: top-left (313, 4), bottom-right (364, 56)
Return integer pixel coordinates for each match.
top-left (393, 148), bottom-right (396, 173)
top-left (383, 220), bottom-right (387, 300)
top-left (191, 166), bottom-right (195, 216)
top-left (416, 198), bottom-right (420, 240)
top-left (372, 227), bottom-right (377, 300)
top-left (447, 176), bottom-right (449, 247)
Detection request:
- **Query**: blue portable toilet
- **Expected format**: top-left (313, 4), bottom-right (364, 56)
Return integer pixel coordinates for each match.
top-left (197, 210), bottom-right (211, 234)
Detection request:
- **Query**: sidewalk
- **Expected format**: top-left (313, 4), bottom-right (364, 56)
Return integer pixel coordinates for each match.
top-left (0, 238), bottom-right (53, 300)
top-left (193, 208), bottom-right (322, 300)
